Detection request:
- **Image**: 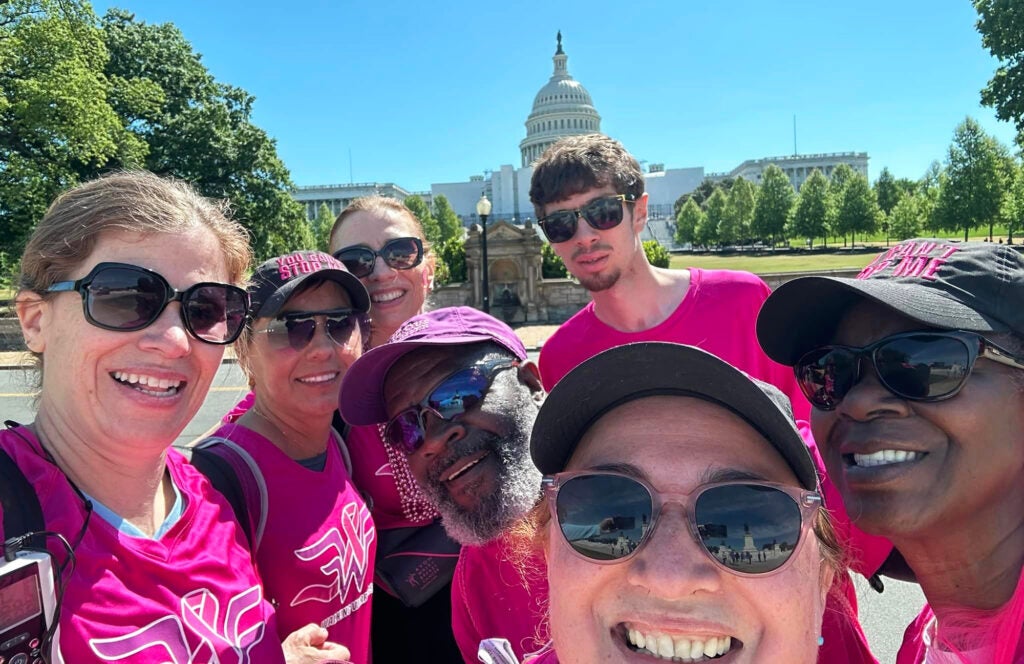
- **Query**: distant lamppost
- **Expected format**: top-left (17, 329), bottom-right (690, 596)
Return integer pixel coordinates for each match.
top-left (476, 193), bottom-right (492, 313)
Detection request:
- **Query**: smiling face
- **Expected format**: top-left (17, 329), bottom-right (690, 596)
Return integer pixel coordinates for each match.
top-left (382, 342), bottom-right (543, 545)
top-left (810, 299), bottom-right (1024, 538)
top-left (542, 187), bottom-right (649, 293)
top-left (23, 229), bottom-right (229, 456)
top-left (545, 396), bottom-right (828, 664)
top-left (330, 209), bottom-right (433, 343)
top-left (246, 281), bottom-right (361, 425)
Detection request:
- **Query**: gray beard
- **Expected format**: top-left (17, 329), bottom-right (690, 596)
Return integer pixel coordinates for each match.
top-left (420, 395), bottom-right (542, 546)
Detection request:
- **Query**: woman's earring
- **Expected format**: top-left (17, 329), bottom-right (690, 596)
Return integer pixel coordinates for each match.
top-left (817, 636), bottom-right (824, 647)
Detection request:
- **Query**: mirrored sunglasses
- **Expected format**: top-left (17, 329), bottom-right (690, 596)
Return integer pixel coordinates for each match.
top-left (256, 308), bottom-right (368, 351)
top-left (384, 357), bottom-right (520, 454)
top-left (545, 472), bottom-right (821, 576)
top-left (46, 261), bottom-right (248, 344)
top-left (333, 237), bottom-right (424, 278)
top-left (537, 194), bottom-right (636, 243)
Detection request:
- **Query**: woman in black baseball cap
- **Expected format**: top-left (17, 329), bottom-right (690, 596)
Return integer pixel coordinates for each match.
top-left (757, 239), bottom-right (1024, 664)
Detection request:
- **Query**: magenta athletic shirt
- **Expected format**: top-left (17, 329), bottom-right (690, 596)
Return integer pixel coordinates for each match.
top-left (0, 426), bottom-right (286, 663)
top-left (452, 534), bottom-right (549, 663)
top-left (210, 423), bottom-right (375, 663)
top-left (538, 268), bottom-right (810, 422)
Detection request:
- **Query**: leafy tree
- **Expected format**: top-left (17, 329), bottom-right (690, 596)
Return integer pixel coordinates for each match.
top-left (0, 1), bottom-right (148, 255)
top-left (976, 0), bottom-right (1024, 146)
top-left (674, 198), bottom-right (703, 246)
top-left (889, 194), bottom-right (924, 241)
top-left (874, 167), bottom-right (901, 216)
top-left (752, 164), bottom-right (795, 246)
top-left (1002, 159), bottom-right (1024, 244)
top-left (313, 203), bottom-right (335, 252)
top-left (432, 194), bottom-right (462, 243)
top-left (835, 173), bottom-right (880, 246)
top-left (97, 9), bottom-right (314, 259)
top-left (725, 177), bottom-right (756, 244)
top-left (935, 117), bottom-right (1008, 240)
top-left (790, 169), bottom-right (830, 248)
top-left (673, 177), bottom-right (734, 217)
top-left (435, 236), bottom-right (466, 284)
top-left (404, 195), bottom-right (440, 245)
top-left (541, 242), bottom-right (568, 278)
top-left (918, 160), bottom-right (945, 233)
top-left (702, 188), bottom-right (728, 247)
top-left (643, 240), bottom-right (670, 268)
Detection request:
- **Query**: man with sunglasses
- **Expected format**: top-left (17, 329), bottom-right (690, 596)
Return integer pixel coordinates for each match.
top-left (757, 239), bottom-right (1024, 663)
top-left (529, 134), bottom-right (808, 422)
top-left (339, 307), bottom-right (549, 662)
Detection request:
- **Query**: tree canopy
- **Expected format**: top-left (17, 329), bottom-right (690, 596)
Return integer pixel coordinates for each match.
top-left (976, 0), bottom-right (1024, 146)
top-left (751, 164), bottom-right (794, 246)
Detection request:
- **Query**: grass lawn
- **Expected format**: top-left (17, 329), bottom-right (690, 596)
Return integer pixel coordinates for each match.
top-left (669, 251), bottom-right (876, 274)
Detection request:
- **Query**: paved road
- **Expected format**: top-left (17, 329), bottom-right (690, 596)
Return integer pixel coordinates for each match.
top-left (0, 360), bottom-right (924, 661)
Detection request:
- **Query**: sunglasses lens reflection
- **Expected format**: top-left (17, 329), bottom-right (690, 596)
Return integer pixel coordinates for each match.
top-left (695, 484), bottom-right (800, 574)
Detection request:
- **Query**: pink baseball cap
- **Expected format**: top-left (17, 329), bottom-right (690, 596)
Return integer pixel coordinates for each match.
top-left (339, 306), bottom-right (527, 425)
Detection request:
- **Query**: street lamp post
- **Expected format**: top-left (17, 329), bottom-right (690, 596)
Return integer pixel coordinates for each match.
top-left (476, 193), bottom-right (492, 313)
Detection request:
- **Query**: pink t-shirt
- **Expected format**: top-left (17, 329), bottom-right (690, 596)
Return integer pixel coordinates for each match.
top-left (0, 427), bottom-right (286, 663)
top-left (452, 534), bottom-right (549, 663)
top-left (538, 268), bottom-right (810, 422)
top-left (210, 423), bottom-right (375, 663)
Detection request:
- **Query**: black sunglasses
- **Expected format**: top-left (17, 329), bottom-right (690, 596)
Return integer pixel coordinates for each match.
top-left (537, 194), bottom-right (636, 244)
top-left (46, 262), bottom-right (248, 344)
top-left (544, 472), bottom-right (821, 575)
top-left (796, 330), bottom-right (1024, 410)
top-left (332, 237), bottom-right (424, 278)
top-left (255, 308), bottom-right (369, 352)
top-left (385, 357), bottom-right (520, 455)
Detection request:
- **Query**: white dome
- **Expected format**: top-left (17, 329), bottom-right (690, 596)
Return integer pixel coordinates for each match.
top-left (519, 33), bottom-right (602, 167)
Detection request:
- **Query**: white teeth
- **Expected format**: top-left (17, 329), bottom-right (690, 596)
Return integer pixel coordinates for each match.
top-left (853, 450), bottom-right (923, 467)
top-left (445, 454), bottom-right (486, 482)
top-left (372, 290), bottom-right (403, 303)
top-left (625, 628), bottom-right (734, 661)
top-left (112, 371), bottom-right (183, 395)
top-left (299, 372), bottom-right (338, 384)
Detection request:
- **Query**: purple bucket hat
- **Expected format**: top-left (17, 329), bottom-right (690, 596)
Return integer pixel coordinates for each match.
top-left (339, 306), bottom-right (527, 425)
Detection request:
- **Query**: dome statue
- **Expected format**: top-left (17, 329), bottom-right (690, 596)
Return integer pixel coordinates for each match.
top-left (519, 32), bottom-right (602, 167)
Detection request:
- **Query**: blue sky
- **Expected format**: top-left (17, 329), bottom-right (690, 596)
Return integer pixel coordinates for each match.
top-left (93, 0), bottom-right (1018, 192)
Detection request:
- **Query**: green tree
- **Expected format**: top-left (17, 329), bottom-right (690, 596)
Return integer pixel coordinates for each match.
top-left (725, 176), bottom-right (756, 244)
top-left (313, 203), bottom-right (335, 252)
top-left (935, 117), bottom-right (1008, 241)
top-left (435, 236), bottom-right (466, 284)
top-left (98, 9), bottom-right (313, 258)
top-left (790, 169), bottom-right (830, 248)
top-left (404, 195), bottom-right (440, 245)
top-left (752, 164), bottom-right (795, 246)
top-left (673, 177), bottom-right (734, 217)
top-left (432, 194), bottom-right (462, 243)
top-left (541, 242), bottom-right (567, 278)
top-left (976, 0), bottom-right (1024, 146)
top-left (698, 188), bottom-right (727, 247)
top-left (888, 194), bottom-right (924, 241)
top-left (643, 240), bottom-right (670, 268)
top-left (674, 198), bottom-right (703, 246)
top-left (918, 160), bottom-right (945, 233)
top-left (834, 173), bottom-right (880, 246)
top-left (874, 167), bottom-right (901, 216)
top-left (1001, 160), bottom-right (1024, 244)
top-left (0, 1), bottom-right (148, 255)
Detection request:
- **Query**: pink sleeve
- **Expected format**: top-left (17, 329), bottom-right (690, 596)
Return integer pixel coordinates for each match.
top-left (451, 554), bottom-right (481, 664)
top-left (894, 607), bottom-right (931, 664)
top-left (223, 392), bottom-right (255, 423)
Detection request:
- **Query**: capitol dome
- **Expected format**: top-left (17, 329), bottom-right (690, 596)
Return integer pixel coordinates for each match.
top-left (519, 32), bottom-right (602, 167)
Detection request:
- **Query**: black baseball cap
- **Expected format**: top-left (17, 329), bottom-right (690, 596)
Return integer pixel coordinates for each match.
top-left (758, 239), bottom-right (1024, 365)
top-left (248, 250), bottom-right (370, 319)
top-left (530, 342), bottom-right (818, 490)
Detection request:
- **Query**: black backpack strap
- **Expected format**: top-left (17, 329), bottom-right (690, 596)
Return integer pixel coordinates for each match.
top-left (0, 446), bottom-right (44, 540)
top-left (180, 441), bottom-right (254, 550)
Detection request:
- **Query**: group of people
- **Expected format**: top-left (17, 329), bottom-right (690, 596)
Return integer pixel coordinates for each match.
top-left (0, 133), bottom-right (1020, 664)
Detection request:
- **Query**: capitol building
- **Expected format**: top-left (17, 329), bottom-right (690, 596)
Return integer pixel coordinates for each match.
top-left (294, 34), bottom-right (868, 244)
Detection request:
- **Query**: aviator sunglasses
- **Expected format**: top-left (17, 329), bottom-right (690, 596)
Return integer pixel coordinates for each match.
top-left (46, 262), bottom-right (248, 344)
top-left (537, 194), bottom-right (637, 244)
top-left (385, 356), bottom-right (520, 454)
top-left (544, 471), bottom-right (821, 575)
top-left (333, 237), bottom-right (424, 278)
top-left (255, 308), bottom-right (368, 352)
top-left (795, 330), bottom-right (1024, 411)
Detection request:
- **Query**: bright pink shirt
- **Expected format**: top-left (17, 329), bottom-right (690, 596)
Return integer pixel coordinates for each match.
top-left (211, 423), bottom-right (375, 663)
top-left (538, 268), bottom-right (810, 422)
top-left (0, 427), bottom-right (286, 663)
top-left (452, 534), bottom-right (549, 663)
